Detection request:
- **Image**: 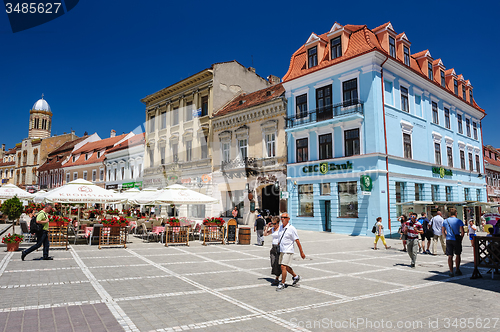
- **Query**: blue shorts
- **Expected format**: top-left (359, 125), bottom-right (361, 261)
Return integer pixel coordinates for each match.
top-left (469, 233), bottom-right (476, 241)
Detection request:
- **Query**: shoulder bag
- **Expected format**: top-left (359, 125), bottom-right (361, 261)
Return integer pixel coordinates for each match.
top-left (446, 219), bottom-right (462, 242)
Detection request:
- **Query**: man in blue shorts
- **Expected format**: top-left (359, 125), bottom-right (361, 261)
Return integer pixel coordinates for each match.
top-left (442, 208), bottom-right (464, 277)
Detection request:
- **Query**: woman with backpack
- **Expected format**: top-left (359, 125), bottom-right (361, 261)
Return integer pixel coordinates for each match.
top-left (373, 217), bottom-right (391, 250)
top-left (398, 215), bottom-right (408, 252)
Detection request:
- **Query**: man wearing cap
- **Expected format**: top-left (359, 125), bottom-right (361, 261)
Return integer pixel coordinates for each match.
top-left (254, 213), bottom-right (266, 246)
top-left (276, 213), bottom-right (306, 291)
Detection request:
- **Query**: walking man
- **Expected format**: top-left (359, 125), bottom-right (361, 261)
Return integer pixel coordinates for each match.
top-left (254, 214), bottom-right (265, 246)
top-left (276, 213), bottom-right (306, 291)
top-left (442, 208), bottom-right (464, 277)
top-left (404, 214), bottom-right (423, 268)
top-left (430, 211), bottom-right (446, 255)
top-left (21, 204), bottom-right (53, 261)
top-left (418, 212), bottom-right (431, 254)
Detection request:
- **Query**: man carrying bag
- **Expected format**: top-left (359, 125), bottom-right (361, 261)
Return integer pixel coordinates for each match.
top-left (21, 204), bottom-right (53, 261)
top-left (442, 208), bottom-right (464, 277)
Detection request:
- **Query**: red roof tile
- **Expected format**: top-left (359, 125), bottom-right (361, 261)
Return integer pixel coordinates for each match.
top-left (72, 134), bottom-right (128, 155)
top-left (214, 84), bottom-right (285, 117)
top-left (0, 161), bottom-right (15, 167)
top-left (372, 22), bottom-right (391, 33)
top-left (106, 133), bottom-right (145, 154)
top-left (412, 49), bottom-right (430, 58)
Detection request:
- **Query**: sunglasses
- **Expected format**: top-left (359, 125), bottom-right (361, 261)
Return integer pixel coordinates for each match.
top-left (281, 217), bottom-right (289, 219)
top-left (271, 223), bottom-right (277, 225)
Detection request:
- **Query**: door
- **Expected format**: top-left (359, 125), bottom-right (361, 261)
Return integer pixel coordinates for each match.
top-left (316, 85), bottom-right (332, 121)
top-left (324, 200), bottom-right (331, 232)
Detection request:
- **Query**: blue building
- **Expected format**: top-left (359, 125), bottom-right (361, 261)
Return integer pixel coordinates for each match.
top-left (282, 22), bottom-right (486, 235)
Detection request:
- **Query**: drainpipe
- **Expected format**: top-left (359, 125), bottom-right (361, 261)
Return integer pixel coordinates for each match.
top-left (380, 56), bottom-right (391, 237)
top-left (479, 116), bottom-right (487, 213)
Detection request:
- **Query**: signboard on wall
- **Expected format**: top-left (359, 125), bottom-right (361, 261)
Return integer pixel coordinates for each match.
top-left (360, 175), bottom-right (373, 192)
top-left (432, 167), bottom-right (453, 178)
top-left (301, 161), bottom-right (353, 175)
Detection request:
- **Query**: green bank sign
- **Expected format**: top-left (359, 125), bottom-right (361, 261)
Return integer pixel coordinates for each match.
top-left (432, 167), bottom-right (452, 178)
top-left (302, 161), bottom-right (353, 175)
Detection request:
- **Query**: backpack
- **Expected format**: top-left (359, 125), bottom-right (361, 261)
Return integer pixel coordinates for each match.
top-left (30, 213), bottom-right (43, 234)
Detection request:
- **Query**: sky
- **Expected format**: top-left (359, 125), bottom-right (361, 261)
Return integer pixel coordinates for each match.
top-left (1, 0), bottom-right (499, 150)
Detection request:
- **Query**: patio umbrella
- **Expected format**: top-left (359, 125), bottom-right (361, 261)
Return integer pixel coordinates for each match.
top-left (153, 184), bottom-right (218, 205)
top-left (43, 179), bottom-right (126, 204)
top-left (33, 190), bottom-right (48, 203)
top-left (0, 183), bottom-right (34, 201)
top-left (127, 187), bottom-right (158, 205)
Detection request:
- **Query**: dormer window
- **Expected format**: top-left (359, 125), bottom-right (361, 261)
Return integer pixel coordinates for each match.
top-left (469, 90), bottom-right (473, 104)
top-left (403, 46), bottom-right (410, 66)
top-left (97, 151), bottom-right (101, 158)
top-left (85, 153), bottom-right (89, 161)
top-left (440, 70), bottom-right (445, 87)
top-left (428, 62), bottom-right (433, 80)
top-left (389, 36), bottom-right (396, 57)
top-left (454, 80), bottom-right (458, 95)
top-left (331, 36), bottom-right (341, 59)
top-left (308, 47), bottom-right (318, 68)
top-left (72, 156), bottom-right (76, 162)
top-left (462, 86), bottom-right (466, 101)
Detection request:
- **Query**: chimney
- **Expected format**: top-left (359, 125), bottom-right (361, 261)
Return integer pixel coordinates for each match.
top-left (247, 67), bottom-right (256, 73)
top-left (267, 75), bottom-right (281, 85)
top-left (1, 144), bottom-right (5, 152)
top-left (110, 129), bottom-right (116, 138)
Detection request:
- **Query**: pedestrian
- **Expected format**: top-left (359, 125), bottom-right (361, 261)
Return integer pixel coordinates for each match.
top-left (404, 214), bottom-right (423, 268)
top-left (468, 219), bottom-right (477, 247)
top-left (21, 204), bottom-right (53, 261)
top-left (429, 211), bottom-right (446, 255)
top-left (276, 213), bottom-right (305, 291)
top-left (398, 215), bottom-right (408, 252)
top-left (264, 216), bottom-right (281, 285)
top-left (232, 206), bottom-right (238, 221)
top-left (418, 212), bottom-right (432, 254)
top-left (373, 217), bottom-right (391, 250)
top-left (254, 214), bottom-right (265, 246)
top-left (442, 208), bottom-right (464, 277)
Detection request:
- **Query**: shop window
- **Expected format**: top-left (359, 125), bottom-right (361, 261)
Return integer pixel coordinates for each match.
top-left (319, 133), bottom-right (332, 160)
top-left (447, 146), bottom-right (453, 167)
top-left (190, 204), bottom-right (206, 219)
top-left (400, 86), bottom-right (409, 113)
top-left (298, 184), bottom-right (314, 217)
top-left (477, 189), bottom-right (481, 201)
top-left (434, 143), bottom-right (441, 165)
top-left (296, 138), bottom-right (308, 162)
top-left (403, 133), bottom-right (412, 159)
top-left (338, 181), bottom-right (358, 218)
top-left (320, 183), bottom-right (331, 196)
top-left (331, 36), bottom-right (341, 59)
top-left (432, 185), bottom-right (439, 201)
top-left (464, 188), bottom-right (471, 201)
top-left (446, 186), bottom-right (452, 201)
top-left (396, 182), bottom-right (405, 203)
top-left (460, 150), bottom-right (466, 169)
top-left (296, 94), bottom-right (308, 119)
top-left (345, 129), bottom-right (360, 157)
top-left (415, 183), bottom-right (423, 201)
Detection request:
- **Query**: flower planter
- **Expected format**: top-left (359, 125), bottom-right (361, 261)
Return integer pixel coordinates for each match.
top-left (6, 242), bottom-right (20, 252)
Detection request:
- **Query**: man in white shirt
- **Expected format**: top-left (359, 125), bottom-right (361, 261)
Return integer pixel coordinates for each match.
top-left (276, 213), bottom-right (306, 291)
top-left (430, 211), bottom-right (446, 255)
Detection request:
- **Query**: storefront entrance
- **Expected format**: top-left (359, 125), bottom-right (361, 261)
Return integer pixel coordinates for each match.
top-left (323, 200), bottom-right (331, 232)
top-left (261, 184), bottom-right (279, 216)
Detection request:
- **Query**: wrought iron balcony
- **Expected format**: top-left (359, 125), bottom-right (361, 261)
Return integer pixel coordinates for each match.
top-left (286, 100), bottom-right (364, 129)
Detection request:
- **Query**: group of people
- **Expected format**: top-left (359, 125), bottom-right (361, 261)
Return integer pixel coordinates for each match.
top-left (395, 209), bottom-right (467, 276)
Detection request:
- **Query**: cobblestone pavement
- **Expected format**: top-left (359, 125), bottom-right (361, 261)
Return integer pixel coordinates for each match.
top-left (0, 230), bottom-right (499, 332)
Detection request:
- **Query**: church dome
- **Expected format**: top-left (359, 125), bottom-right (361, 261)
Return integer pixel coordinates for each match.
top-left (32, 97), bottom-right (51, 112)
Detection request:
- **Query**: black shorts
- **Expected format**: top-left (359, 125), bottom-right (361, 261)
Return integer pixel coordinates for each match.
top-left (421, 233), bottom-right (432, 241)
top-left (445, 240), bottom-right (462, 256)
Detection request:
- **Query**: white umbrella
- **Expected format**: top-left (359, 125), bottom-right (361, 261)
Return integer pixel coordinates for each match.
top-left (0, 183), bottom-right (34, 201)
top-left (43, 179), bottom-right (126, 204)
top-left (33, 190), bottom-right (48, 203)
top-left (127, 187), bottom-right (158, 205)
top-left (153, 184), bottom-right (218, 204)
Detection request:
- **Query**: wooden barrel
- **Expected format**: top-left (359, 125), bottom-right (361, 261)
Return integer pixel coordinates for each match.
top-left (238, 227), bottom-right (251, 245)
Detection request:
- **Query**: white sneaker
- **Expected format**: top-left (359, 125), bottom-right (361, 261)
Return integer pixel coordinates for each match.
top-left (292, 275), bottom-right (300, 286)
top-left (276, 282), bottom-right (285, 291)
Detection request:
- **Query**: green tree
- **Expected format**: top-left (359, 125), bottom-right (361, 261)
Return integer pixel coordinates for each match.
top-left (1, 196), bottom-right (24, 233)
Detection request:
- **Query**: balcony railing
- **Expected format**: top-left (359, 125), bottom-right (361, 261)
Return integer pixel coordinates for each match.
top-left (286, 100), bottom-right (364, 129)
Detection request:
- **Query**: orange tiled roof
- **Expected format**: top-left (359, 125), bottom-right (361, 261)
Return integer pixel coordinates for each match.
top-left (37, 136), bottom-right (88, 172)
top-left (0, 161), bottom-right (15, 167)
top-left (213, 84), bottom-right (285, 117)
top-left (282, 23), bottom-right (485, 114)
top-left (445, 68), bottom-right (455, 75)
top-left (106, 133), bottom-right (145, 154)
top-left (72, 134), bottom-right (127, 155)
top-left (4, 148), bottom-right (16, 155)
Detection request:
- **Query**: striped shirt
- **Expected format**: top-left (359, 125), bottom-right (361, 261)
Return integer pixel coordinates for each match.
top-left (404, 221), bottom-right (422, 240)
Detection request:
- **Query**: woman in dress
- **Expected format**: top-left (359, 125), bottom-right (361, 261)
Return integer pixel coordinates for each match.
top-left (264, 216), bottom-right (281, 285)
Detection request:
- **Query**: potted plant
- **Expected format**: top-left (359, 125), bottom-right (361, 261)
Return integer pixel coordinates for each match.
top-left (203, 217), bottom-right (225, 227)
top-left (167, 217), bottom-right (180, 226)
top-left (0, 196), bottom-right (24, 233)
top-left (2, 233), bottom-right (24, 251)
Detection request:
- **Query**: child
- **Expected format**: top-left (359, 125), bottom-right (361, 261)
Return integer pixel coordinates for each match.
top-left (468, 219), bottom-right (477, 247)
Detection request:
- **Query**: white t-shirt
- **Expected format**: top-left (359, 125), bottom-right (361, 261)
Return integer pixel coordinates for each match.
top-left (430, 215), bottom-right (444, 236)
top-left (271, 228), bottom-right (280, 245)
top-left (469, 224), bottom-right (477, 235)
top-left (278, 224), bottom-right (299, 254)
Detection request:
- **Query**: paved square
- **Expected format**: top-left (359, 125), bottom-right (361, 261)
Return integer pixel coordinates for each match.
top-left (1, 230), bottom-right (499, 331)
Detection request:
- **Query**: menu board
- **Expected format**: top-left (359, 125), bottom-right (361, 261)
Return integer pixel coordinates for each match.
top-left (227, 218), bottom-right (237, 243)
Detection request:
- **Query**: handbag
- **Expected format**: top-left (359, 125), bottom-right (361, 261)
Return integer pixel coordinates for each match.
top-left (446, 219), bottom-right (462, 242)
top-left (371, 224), bottom-right (377, 234)
top-left (276, 228), bottom-right (287, 255)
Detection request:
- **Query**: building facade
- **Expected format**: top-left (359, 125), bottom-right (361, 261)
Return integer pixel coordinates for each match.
top-left (283, 22), bottom-right (486, 235)
top-left (62, 132), bottom-right (132, 188)
top-left (141, 61), bottom-right (272, 218)
top-left (104, 133), bottom-right (144, 190)
top-left (211, 83), bottom-right (286, 223)
top-left (484, 145), bottom-right (500, 206)
top-left (0, 147), bottom-right (16, 186)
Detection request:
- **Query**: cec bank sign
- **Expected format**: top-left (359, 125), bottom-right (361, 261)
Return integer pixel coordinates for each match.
top-left (302, 161), bottom-right (353, 175)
